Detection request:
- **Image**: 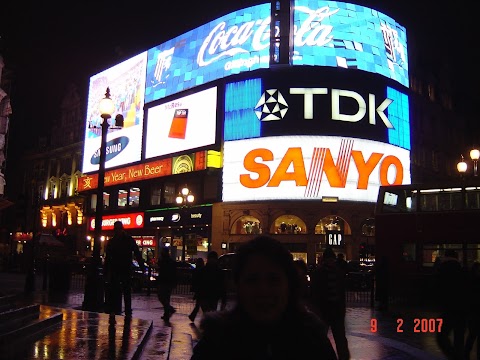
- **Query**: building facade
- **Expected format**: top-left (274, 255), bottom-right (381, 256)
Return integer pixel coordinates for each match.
top-left (14, 0), bottom-right (473, 266)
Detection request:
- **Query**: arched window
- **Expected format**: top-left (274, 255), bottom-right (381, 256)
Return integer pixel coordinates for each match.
top-left (231, 215), bottom-right (262, 235)
top-left (315, 215), bottom-right (351, 235)
top-left (361, 218), bottom-right (375, 237)
top-left (270, 215), bottom-right (307, 234)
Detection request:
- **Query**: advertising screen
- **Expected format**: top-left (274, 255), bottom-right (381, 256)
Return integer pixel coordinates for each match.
top-left (145, 3), bottom-right (271, 103)
top-left (293, 0), bottom-right (408, 87)
top-left (224, 68), bottom-right (410, 149)
top-left (145, 87), bottom-right (217, 159)
top-left (223, 136), bottom-right (411, 202)
top-left (82, 52), bottom-right (147, 174)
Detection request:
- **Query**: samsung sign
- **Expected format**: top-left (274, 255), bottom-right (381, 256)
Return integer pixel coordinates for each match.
top-left (82, 52), bottom-right (147, 173)
top-left (222, 136), bottom-right (411, 203)
top-left (145, 0), bottom-right (407, 103)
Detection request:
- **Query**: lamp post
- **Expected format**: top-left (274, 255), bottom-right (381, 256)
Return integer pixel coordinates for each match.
top-left (457, 147), bottom-right (480, 177)
top-left (176, 186), bottom-right (194, 262)
top-left (83, 88), bottom-right (116, 312)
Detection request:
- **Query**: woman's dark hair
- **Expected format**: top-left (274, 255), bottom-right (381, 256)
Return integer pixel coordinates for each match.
top-left (232, 236), bottom-right (301, 306)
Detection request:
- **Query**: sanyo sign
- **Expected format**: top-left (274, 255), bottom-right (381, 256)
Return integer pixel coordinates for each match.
top-left (222, 136), bottom-right (411, 202)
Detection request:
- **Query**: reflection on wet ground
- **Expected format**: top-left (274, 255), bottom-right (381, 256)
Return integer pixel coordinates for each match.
top-left (1, 306), bottom-right (152, 360)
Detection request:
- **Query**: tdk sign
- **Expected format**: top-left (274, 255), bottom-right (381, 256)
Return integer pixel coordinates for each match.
top-left (90, 136), bottom-right (129, 165)
top-left (257, 88), bottom-right (393, 128)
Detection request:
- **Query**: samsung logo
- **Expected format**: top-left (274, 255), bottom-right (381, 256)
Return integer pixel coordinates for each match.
top-left (91, 136), bottom-right (129, 165)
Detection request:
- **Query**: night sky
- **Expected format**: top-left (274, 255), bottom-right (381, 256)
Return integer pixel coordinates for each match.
top-left (0, 0), bottom-right (477, 158)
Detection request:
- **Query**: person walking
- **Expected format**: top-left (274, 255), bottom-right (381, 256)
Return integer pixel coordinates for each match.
top-left (104, 221), bottom-right (145, 317)
top-left (464, 261), bottom-right (480, 359)
top-left (189, 257), bottom-right (205, 322)
top-left (191, 236), bottom-right (337, 359)
top-left (311, 247), bottom-right (350, 360)
top-left (195, 251), bottom-right (227, 314)
top-left (434, 249), bottom-right (468, 360)
top-left (156, 246), bottom-right (177, 321)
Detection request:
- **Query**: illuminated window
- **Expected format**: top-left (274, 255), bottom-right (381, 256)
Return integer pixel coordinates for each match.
top-left (315, 216), bottom-right (351, 235)
top-left (164, 183), bottom-right (176, 204)
top-left (271, 215), bottom-right (306, 234)
top-left (151, 185), bottom-right (162, 206)
top-left (129, 187), bottom-right (140, 207)
top-left (231, 215), bottom-right (262, 235)
top-left (118, 189), bottom-right (128, 208)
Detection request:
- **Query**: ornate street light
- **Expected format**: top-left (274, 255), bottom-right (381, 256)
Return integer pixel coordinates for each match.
top-left (83, 88), bottom-right (122, 312)
top-left (176, 186), bottom-right (195, 262)
top-left (457, 147), bottom-right (480, 177)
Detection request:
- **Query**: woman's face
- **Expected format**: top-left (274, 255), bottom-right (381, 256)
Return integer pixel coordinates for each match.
top-left (236, 253), bottom-right (289, 324)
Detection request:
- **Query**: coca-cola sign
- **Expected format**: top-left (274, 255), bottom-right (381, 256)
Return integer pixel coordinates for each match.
top-left (144, 1), bottom-right (407, 104)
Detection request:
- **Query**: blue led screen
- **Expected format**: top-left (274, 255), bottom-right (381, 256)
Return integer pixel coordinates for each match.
top-left (144, 1), bottom-right (408, 104)
top-left (145, 3), bottom-right (271, 104)
top-left (293, 0), bottom-right (408, 87)
top-left (387, 87), bottom-right (410, 150)
top-left (224, 79), bottom-right (263, 141)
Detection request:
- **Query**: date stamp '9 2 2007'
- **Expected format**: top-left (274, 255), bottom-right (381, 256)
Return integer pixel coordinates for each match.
top-left (370, 318), bottom-right (444, 333)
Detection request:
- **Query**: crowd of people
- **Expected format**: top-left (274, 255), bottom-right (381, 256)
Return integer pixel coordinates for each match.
top-left (103, 229), bottom-right (480, 360)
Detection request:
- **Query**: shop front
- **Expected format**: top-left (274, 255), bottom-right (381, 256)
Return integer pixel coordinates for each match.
top-left (145, 204), bottom-right (212, 263)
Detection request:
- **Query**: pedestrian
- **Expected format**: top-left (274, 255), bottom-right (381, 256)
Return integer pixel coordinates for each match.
top-left (294, 258), bottom-right (312, 310)
top-left (156, 246), bottom-right (177, 321)
top-left (464, 261), bottom-right (480, 359)
top-left (104, 221), bottom-right (145, 317)
top-left (189, 257), bottom-right (205, 322)
top-left (374, 255), bottom-right (389, 311)
top-left (191, 236), bottom-right (337, 360)
top-left (336, 253), bottom-right (349, 275)
top-left (311, 247), bottom-right (350, 360)
top-left (195, 251), bottom-right (227, 314)
top-left (434, 249), bottom-right (468, 359)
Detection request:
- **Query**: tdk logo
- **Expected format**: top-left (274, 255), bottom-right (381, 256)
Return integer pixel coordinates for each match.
top-left (90, 136), bottom-right (129, 165)
top-left (255, 87), bottom-right (394, 128)
top-left (255, 89), bottom-right (289, 121)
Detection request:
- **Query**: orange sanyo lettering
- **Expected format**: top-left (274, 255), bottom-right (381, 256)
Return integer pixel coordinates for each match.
top-left (240, 148), bottom-right (273, 188)
top-left (379, 155), bottom-right (403, 185)
top-left (320, 149), bottom-right (344, 188)
top-left (268, 148), bottom-right (308, 187)
top-left (351, 151), bottom-right (383, 189)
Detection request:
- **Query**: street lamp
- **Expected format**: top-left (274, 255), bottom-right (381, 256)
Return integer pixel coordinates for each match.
top-left (457, 147), bottom-right (480, 177)
top-left (83, 88), bottom-right (121, 312)
top-left (176, 186), bottom-right (194, 262)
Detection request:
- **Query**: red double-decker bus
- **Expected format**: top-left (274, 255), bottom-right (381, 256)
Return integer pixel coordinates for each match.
top-left (374, 181), bottom-right (480, 303)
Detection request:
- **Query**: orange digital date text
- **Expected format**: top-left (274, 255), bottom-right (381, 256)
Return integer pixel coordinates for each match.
top-left (370, 318), bottom-right (443, 333)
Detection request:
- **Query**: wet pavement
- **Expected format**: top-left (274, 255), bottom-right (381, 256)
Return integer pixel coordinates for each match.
top-left (1, 271), bottom-right (477, 359)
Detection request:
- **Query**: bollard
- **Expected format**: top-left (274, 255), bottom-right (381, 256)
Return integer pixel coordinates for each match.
top-left (147, 266), bottom-right (151, 296)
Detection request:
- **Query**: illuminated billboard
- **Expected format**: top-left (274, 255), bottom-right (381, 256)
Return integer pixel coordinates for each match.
top-left (82, 52), bottom-right (147, 174)
top-left (293, 0), bottom-right (408, 87)
top-left (144, 1), bottom-right (407, 104)
top-left (145, 87), bottom-right (217, 159)
top-left (224, 69), bottom-right (410, 149)
top-left (223, 136), bottom-right (411, 202)
top-left (145, 3), bottom-right (271, 103)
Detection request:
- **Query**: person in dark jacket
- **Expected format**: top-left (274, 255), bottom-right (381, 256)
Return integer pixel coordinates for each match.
top-left (156, 246), bottom-right (177, 321)
top-left (196, 251), bottom-right (227, 314)
top-left (104, 221), bottom-right (145, 317)
top-left (311, 247), bottom-right (350, 360)
top-left (189, 257), bottom-right (205, 322)
top-left (191, 236), bottom-right (337, 360)
top-left (465, 261), bottom-right (480, 359)
top-left (434, 249), bottom-right (468, 359)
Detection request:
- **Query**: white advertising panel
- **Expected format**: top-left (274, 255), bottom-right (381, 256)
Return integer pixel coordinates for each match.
top-left (82, 52), bottom-right (147, 173)
top-left (145, 87), bottom-right (217, 159)
top-left (223, 136), bottom-right (411, 202)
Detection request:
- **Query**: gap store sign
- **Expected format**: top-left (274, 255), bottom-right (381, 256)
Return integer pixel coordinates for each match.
top-left (145, 0), bottom-right (407, 103)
